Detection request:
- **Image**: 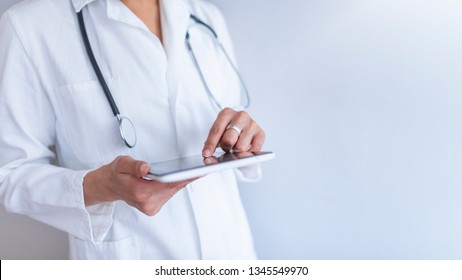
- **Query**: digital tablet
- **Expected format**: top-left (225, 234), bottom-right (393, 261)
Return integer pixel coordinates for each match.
top-left (146, 151), bottom-right (275, 182)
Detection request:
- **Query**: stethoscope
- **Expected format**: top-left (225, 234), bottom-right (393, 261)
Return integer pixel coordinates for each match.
top-left (77, 9), bottom-right (250, 149)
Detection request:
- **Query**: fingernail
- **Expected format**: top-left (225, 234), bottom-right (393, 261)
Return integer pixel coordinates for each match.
top-left (141, 163), bottom-right (150, 174)
top-left (202, 149), bottom-right (211, 157)
top-left (204, 158), bottom-right (213, 165)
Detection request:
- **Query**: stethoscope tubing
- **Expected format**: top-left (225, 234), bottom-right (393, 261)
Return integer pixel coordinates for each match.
top-left (77, 11), bottom-right (121, 117)
top-left (77, 8), bottom-right (250, 149)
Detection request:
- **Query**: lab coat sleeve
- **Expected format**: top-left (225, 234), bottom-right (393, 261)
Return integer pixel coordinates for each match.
top-left (234, 164), bottom-right (262, 182)
top-left (201, 2), bottom-right (263, 182)
top-left (0, 12), bottom-right (114, 244)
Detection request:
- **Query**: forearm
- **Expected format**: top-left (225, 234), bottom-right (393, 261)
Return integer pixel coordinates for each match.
top-left (0, 162), bottom-right (113, 242)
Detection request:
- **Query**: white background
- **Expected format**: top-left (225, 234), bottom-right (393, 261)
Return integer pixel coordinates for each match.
top-left (1, 0), bottom-right (462, 259)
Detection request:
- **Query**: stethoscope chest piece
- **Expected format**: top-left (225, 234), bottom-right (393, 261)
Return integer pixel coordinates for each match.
top-left (118, 115), bottom-right (137, 148)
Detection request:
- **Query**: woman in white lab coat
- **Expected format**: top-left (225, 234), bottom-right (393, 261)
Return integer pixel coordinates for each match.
top-left (0, 0), bottom-right (265, 259)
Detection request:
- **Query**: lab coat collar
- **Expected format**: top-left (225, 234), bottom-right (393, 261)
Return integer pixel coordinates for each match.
top-left (71, 0), bottom-right (191, 115)
top-left (71, 0), bottom-right (191, 13)
top-left (71, 0), bottom-right (191, 38)
top-left (71, 0), bottom-right (97, 12)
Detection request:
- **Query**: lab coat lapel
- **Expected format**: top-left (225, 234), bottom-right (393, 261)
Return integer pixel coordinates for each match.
top-left (160, 0), bottom-right (191, 118)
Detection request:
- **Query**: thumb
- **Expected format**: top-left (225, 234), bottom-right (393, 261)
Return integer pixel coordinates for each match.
top-left (115, 156), bottom-right (150, 177)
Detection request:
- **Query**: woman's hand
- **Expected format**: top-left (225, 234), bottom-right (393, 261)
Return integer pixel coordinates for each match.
top-left (202, 108), bottom-right (266, 157)
top-left (83, 156), bottom-right (197, 216)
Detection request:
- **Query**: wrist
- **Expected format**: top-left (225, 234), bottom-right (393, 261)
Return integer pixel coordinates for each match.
top-left (83, 167), bottom-right (117, 207)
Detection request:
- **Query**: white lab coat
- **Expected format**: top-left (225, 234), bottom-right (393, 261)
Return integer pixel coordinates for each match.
top-left (0, 0), bottom-right (260, 259)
